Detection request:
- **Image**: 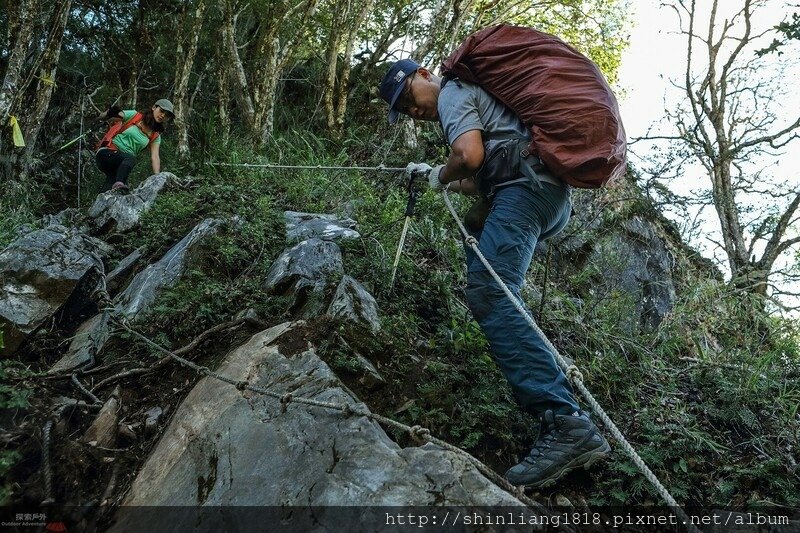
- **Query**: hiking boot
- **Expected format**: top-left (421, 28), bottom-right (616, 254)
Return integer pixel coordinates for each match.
top-left (111, 181), bottom-right (129, 192)
top-left (505, 410), bottom-right (610, 489)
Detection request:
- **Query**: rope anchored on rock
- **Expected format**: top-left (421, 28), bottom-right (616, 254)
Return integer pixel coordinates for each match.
top-left (71, 188), bottom-right (695, 532)
top-left (89, 284), bottom-right (577, 532)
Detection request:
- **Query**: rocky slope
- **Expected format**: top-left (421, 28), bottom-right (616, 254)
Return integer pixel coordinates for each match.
top-left (1, 171), bottom-right (796, 530)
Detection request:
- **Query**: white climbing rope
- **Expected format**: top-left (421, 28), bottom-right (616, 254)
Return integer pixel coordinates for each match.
top-left (206, 161), bottom-right (407, 172)
top-left (72, 181), bottom-right (698, 531)
top-left (91, 286), bottom-right (577, 533)
top-left (440, 187), bottom-right (699, 533)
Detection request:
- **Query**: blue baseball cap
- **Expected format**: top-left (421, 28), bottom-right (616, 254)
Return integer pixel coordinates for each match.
top-left (379, 59), bottom-right (421, 124)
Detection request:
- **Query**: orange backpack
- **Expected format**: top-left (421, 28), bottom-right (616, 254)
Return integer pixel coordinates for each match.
top-left (97, 112), bottom-right (159, 152)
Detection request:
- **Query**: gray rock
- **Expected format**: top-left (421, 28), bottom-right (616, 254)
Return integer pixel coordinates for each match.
top-left (105, 247), bottom-right (145, 295)
top-left (264, 238), bottom-right (343, 317)
top-left (0, 225), bottom-right (111, 356)
top-left (111, 322), bottom-right (526, 531)
top-left (53, 218), bottom-right (222, 371)
top-left (88, 172), bottom-right (172, 233)
top-left (354, 353), bottom-right (385, 390)
top-left (588, 216), bottom-right (677, 332)
top-left (144, 406), bottom-right (163, 436)
top-left (327, 275), bottom-right (381, 331)
top-left (548, 199), bottom-right (679, 334)
top-left (550, 193), bottom-right (603, 258)
top-left (48, 313), bottom-right (111, 373)
top-left (42, 208), bottom-right (86, 231)
top-left (117, 217), bottom-right (222, 321)
top-left (284, 211), bottom-right (360, 243)
top-left (81, 386), bottom-right (121, 448)
top-left (234, 308), bottom-right (263, 328)
top-left (13, 224), bottom-right (37, 238)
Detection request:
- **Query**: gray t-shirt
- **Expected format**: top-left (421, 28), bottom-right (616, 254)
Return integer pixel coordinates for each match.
top-left (437, 79), bottom-right (561, 190)
top-left (438, 79), bottom-right (528, 145)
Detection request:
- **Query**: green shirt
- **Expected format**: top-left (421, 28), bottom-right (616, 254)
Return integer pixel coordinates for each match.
top-left (110, 110), bottom-right (162, 155)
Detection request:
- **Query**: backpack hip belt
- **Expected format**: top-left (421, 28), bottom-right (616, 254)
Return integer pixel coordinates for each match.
top-left (476, 135), bottom-right (560, 199)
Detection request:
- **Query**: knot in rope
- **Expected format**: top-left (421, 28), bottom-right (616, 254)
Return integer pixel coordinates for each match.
top-left (565, 365), bottom-right (584, 383)
top-left (465, 235), bottom-right (478, 246)
top-left (95, 287), bottom-right (110, 299)
top-left (95, 288), bottom-right (114, 310)
top-left (280, 393), bottom-right (293, 413)
top-left (195, 365), bottom-right (211, 376)
top-left (410, 425), bottom-right (431, 443)
top-left (341, 403), bottom-right (353, 417)
top-left (235, 380), bottom-right (249, 391)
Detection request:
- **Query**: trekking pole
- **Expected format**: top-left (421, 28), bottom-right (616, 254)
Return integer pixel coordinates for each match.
top-left (205, 161), bottom-right (407, 172)
top-left (45, 130), bottom-right (93, 159)
top-left (389, 171), bottom-right (421, 291)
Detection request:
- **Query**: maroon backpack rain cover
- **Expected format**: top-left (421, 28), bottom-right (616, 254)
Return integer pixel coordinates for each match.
top-left (441, 25), bottom-right (627, 188)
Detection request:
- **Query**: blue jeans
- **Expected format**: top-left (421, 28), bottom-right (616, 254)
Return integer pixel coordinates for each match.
top-left (465, 182), bottom-right (579, 416)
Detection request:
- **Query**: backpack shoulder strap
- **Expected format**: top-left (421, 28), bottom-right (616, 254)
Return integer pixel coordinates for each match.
top-left (120, 112), bottom-right (159, 145)
top-left (118, 112), bottom-right (143, 134)
top-left (97, 111), bottom-right (133, 150)
top-left (440, 75), bottom-right (462, 90)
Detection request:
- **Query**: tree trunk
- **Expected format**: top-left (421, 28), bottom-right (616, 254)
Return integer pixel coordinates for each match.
top-left (128, 66), bottom-right (139, 109)
top-left (437, 0), bottom-right (475, 65)
top-left (322, 8), bottom-right (344, 134)
top-left (173, 0), bottom-right (207, 161)
top-left (215, 51), bottom-right (231, 146)
top-left (322, 0), bottom-right (372, 138)
top-left (18, 0), bottom-right (72, 155)
top-left (5, 0), bottom-right (70, 182)
top-left (414, 0), bottom-right (474, 66)
top-left (0, 0), bottom-right (37, 123)
top-left (364, 5), bottom-right (407, 69)
top-left (333, 0), bottom-right (373, 135)
top-left (253, 0), bottom-right (320, 146)
top-left (411, 0), bottom-right (453, 61)
top-left (672, 0), bottom-right (800, 302)
top-left (221, 0), bottom-right (255, 132)
top-left (255, 38), bottom-right (280, 146)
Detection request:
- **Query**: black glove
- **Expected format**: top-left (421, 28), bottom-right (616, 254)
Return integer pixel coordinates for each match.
top-left (106, 105), bottom-right (123, 118)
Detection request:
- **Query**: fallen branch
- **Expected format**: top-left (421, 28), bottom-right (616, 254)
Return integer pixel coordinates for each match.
top-left (90, 367), bottom-right (150, 393)
top-left (90, 316), bottom-right (263, 392)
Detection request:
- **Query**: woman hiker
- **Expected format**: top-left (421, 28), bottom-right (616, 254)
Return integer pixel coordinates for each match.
top-left (95, 98), bottom-right (173, 192)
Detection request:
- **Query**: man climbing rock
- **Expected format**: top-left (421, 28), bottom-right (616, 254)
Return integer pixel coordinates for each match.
top-left (379, 58), bottom-right (610, 489)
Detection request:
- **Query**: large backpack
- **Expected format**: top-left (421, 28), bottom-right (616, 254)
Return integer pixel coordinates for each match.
top-left (441, 24), bottom-right (626, 188)
top-left (97, 112), bottom-right (159, 152)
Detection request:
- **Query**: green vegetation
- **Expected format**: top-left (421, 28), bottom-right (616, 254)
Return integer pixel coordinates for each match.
top-left (2, 115), bottom-right (799, 507)
top-left (0, 0), bottom-right (797, 513)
